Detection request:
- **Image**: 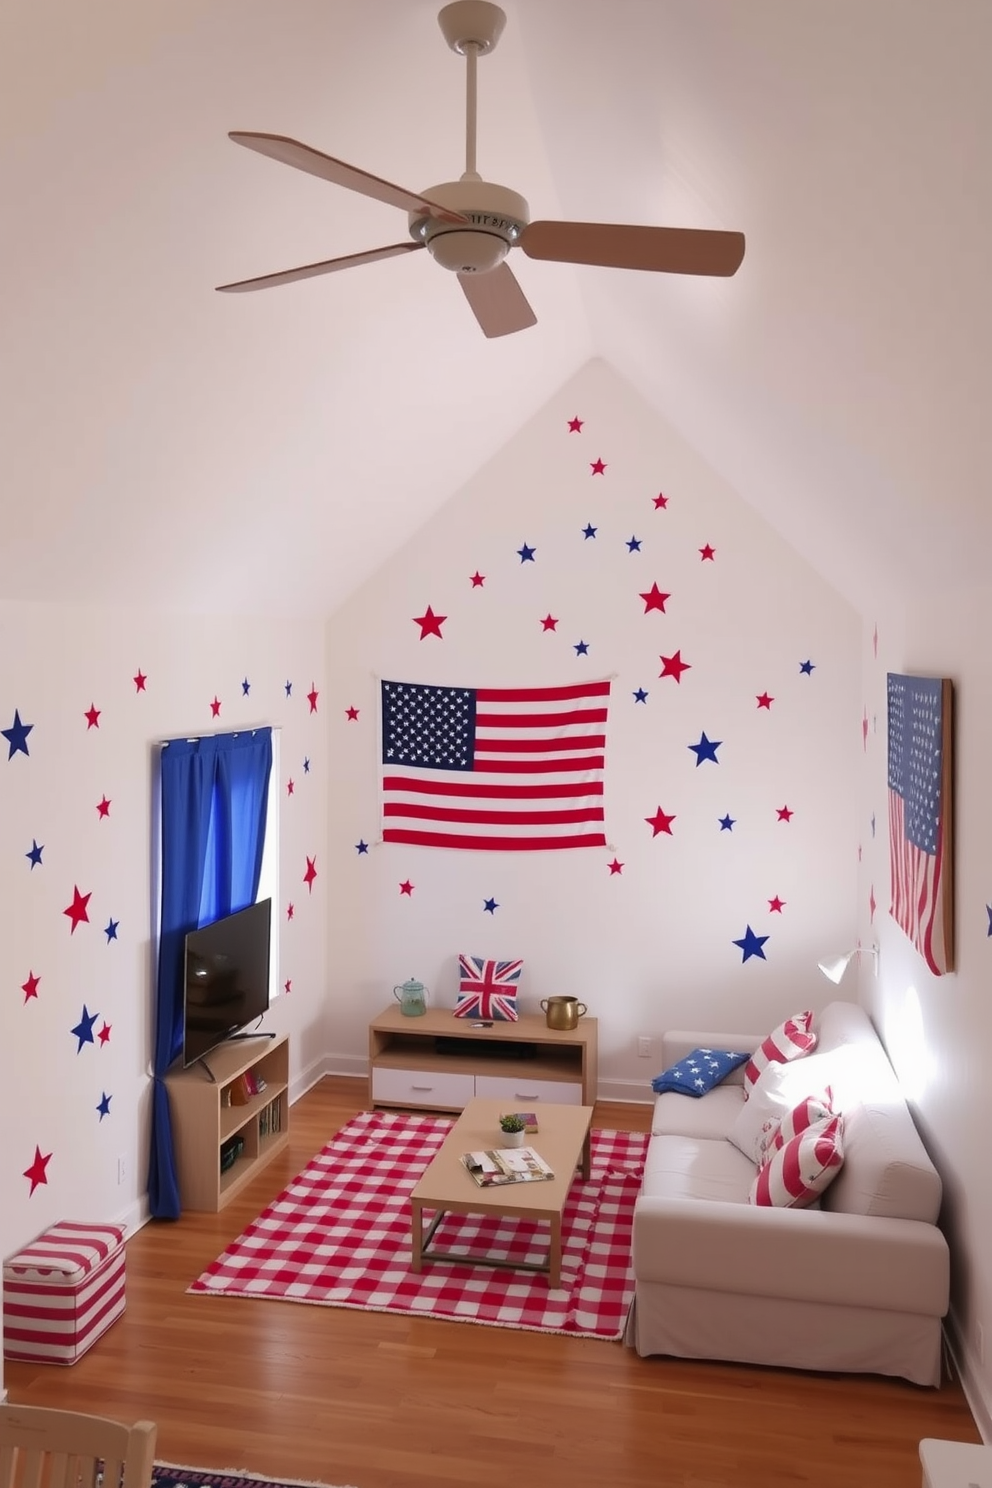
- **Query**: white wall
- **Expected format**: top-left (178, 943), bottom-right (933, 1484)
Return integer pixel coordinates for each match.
top-left (324, 358), bottom-right (861, 1090)
top-left (860, 588), bottom-right (992, 1434)
top-left (0, 602), bottom-right (329, 1274)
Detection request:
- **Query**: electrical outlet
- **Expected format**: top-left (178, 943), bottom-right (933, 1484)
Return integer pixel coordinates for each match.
top-left (978, 1321), bottom-right (985, 1366)
top-left (637, 1036), bottom-right (652, 1058)
top-left (116, 1154), bottom-right (126, 1187)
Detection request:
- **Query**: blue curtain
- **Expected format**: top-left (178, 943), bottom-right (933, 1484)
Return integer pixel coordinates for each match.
top-left (148, 728), bottom-right (273, 1219)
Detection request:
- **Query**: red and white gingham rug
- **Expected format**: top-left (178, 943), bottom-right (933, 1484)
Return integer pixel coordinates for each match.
top-left (189, 1110), bottom-right (648, 1339)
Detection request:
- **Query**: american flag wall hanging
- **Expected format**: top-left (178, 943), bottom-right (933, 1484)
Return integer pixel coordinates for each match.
top-left (379, 678), bottom-right (610, 851)
top-left (886, 673), bottom-right (954, 975)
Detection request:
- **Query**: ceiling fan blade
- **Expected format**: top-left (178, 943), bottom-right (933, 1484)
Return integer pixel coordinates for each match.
top-left (228, 132), bottom-right (467, 224)
top-left (216, 241), bottom-right (423, 293)
top-left (457, 263), bottom-right (537, 338)
top-left (520, 221), bottom-right (745, 277)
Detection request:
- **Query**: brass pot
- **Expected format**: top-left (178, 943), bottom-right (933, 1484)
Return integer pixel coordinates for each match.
top-left (540, 995), bottom-right (588, 1031)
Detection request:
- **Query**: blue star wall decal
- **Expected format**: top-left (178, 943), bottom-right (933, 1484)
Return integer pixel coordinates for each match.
top-left (285, 680), bottom-right (293, 696)
top-left (242, 677), bottom-right (251, 696)
top-left (303, 757), bottom-right (311, 774)
top-left (574, 640), bottom-right (590, 655)
top-left (718, 814), bottom-right (736, 831)
top-left (71, 1005), bottom-right (99, 1052)
top-left (987, 905), bottom-right (992, 938)
top-left (517, 542), bottom-right (536, 562)
top-left (626, 536), bottom-right (642, 552)
top-left (632, 688), bottom-right (648, 703)
top-left (688, 732), bottom-right (722, 765)
top-left (104, 919), bottom-right (119, 941)
top-left (3, 709), bottom-right (33, 759)
top-left (355, 840), bottom-right (369, 854)
top-left (870, 812), bottom-right (876, 838)
top-left (799, 659), bottom-right (816, 675)
top-left (96, 1093), bottom-right (112, 1120)
top-left (483, 897), bottom-right (499, 914)
top-left (582, 523), bottom-right (598, 539)
top-left (733, 925), bottom-right (769, 962)
top-left (26, 839), bottom-right (44, 868)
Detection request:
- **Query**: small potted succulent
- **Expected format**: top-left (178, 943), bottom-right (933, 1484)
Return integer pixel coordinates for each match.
top-left (499, 1113), bottom-right (527, 1148)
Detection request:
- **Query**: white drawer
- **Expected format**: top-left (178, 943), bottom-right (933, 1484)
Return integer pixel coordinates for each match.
top-left (474, 1074), bottom-right (584, 1105)
top-left (371, 1067), bottom-right (476, 1108)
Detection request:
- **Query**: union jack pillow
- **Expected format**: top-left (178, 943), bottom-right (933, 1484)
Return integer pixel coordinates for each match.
top-left (742, 1010), bottom-right (816, 1097)
top-left (453, 955), bottom-right (522, 1022)
top-left (749, 1113), bottom-right (845, 1208)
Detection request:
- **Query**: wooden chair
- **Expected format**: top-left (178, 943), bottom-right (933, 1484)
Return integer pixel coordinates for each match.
top-left (0, 1404), bottom-right (157, 1488)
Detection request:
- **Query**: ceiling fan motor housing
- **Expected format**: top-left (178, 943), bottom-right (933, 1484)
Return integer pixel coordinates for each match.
top-left (410, 178), bottom-right (529, 274)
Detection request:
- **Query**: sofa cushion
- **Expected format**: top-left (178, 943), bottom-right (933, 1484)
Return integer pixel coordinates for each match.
top-left (651, 1047), bottom-right (750, 1097)
top-left (743, 1011), bottom-right (816, 1096)
top-left (749, 1115), bottom-right (845, 1208)
top-left (642, 1134), bottom-right (755, 1204)
top-left (651, 1083), bottom-right (744, 1141)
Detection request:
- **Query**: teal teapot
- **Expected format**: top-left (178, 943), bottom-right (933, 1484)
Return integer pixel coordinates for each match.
top-left (394, 977), bottom-right (429, 1017)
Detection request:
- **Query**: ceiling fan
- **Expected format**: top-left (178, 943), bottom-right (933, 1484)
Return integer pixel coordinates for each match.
top-left (217, 0), bottom-right (746, 338)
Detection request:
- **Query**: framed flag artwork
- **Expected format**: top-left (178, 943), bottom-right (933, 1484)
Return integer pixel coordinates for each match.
top-left (886, 673), bottom-right (954, 975)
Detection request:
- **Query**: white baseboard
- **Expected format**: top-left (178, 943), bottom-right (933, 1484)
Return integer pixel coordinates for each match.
top-left (946, 1310), bottom-right (992, 1442)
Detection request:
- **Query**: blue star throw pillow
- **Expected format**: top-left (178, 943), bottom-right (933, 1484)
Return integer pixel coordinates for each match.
top-left (651, 1047), bottom-right (751, 1097)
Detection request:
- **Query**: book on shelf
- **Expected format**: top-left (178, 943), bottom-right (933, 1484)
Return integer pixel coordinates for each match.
top-left (502, 1111), bottom-right (539, 1133)
top-left (461, 1146), bottom-right (554, 1187)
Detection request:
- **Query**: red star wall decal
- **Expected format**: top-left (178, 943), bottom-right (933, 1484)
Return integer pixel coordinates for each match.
top-left (540, 614), bottom-right (559, 631)
top-left (699, 544), bottom-right (716, 561)
top-left (567, 416), bottom-right (584, 432)
top-left (413, 606), bottom-right (446, 640)
top-left (607, 858), bottom-right (624, 875)
top-left (469, 572), bottom-right (485, 587)
top-left (590, 458), bottom-right (607, 475)
top-left (210, 697), bottom-right (222, 717)
top-left (98, 1022), bottom-right (112, 1045)
top-left (640, 583), bottom-right (670, 614)
top-left (284, 979), bottom-right (292, 994)
top-left (22, 971), bottom-right (40, 1002)
top-left (645, 807), bottom-right (676, 837)
top-left (287, 778), bottom-right (295, 795)
top-left (303, 856), bottom-right (317, 893)
top-left (756, 692), bottom-right (774, 709)
top-left (659, 650), bottom-right (691, 683)
top-left (24, 1145), bottom-right (52, 1195)
top-left (862, 708), bottom-right (869, 750)
top-left (96, 795), bottom-right (111, 819)
top-left (873, 623), bottom-right (878, 657)
top-left (653, 493), bottom-right (668, 509)
top-left (307, 684), bottom-right (319, 713)
top-left (133, 670), bottom-right (147, 691)
top-left (345, 706), bottom-right (359, 720)
top-left (776, 805), bottom-right (794, 822)
top-left (869, 884), bottom-right (877, 920)
top-left (84, 704), bottom-right (101, 729)
top-left (768, 896), bottom-right (786, 913)
top-left (64, 885), bottom-right (91, 933)
top-left (287, 903), bottom-right (295, 920)
top-left (399, 880), bottom-right (414, 896)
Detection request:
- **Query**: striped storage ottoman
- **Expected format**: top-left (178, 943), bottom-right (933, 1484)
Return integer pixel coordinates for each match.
top-left (3, 1221), bottom-right (126, 1364)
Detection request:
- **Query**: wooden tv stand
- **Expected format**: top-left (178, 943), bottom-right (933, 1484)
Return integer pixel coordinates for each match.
top-left (164, 1033), bottom-right (290, 1211)
top-left (368, 1006), bottom-right (597, 1113)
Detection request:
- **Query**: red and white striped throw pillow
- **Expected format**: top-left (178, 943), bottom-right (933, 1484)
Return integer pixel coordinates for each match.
top-left (749, 1113), bottom-right (845, 1208)
top-left (743, 1011), bottom-right (816, 1097)
top-left (764, 1091), bottom-right (834, 1162)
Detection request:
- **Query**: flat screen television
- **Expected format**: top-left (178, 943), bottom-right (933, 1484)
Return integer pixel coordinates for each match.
top-left (182, 898), bottom-right (272, 1068)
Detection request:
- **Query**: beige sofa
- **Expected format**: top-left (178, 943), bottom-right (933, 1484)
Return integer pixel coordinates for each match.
top-left (624, 1000), bottom-right (950, 1385)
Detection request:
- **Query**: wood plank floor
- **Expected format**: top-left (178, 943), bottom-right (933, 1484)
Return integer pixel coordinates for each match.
top-left (3, 1077), bottom-right (981, 1488)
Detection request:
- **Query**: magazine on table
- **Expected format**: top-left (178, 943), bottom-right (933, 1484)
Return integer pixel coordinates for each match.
top-left (461, 1146), bottom-right (555, 1186)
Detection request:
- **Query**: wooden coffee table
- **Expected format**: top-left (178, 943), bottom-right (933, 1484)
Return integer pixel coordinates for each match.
top-left (410, 1097), bottom-right (594, 1289)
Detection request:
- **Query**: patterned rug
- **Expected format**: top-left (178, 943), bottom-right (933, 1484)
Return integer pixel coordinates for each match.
top-left (189, 1110), bottom-right (648, 1339)
top-left (154, 1466), bottom-right (356, 1488)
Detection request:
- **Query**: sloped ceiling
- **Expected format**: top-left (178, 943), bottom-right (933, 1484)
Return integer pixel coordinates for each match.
top-left (2, 1), bottom-right (989, 617)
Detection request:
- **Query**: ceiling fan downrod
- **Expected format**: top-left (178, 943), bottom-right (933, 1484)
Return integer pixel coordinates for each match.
top-left (437, 1), bottom-right (507, 179)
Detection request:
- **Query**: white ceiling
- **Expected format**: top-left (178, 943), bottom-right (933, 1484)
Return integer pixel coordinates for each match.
top-left (3, 0), bottom-right (990, 617)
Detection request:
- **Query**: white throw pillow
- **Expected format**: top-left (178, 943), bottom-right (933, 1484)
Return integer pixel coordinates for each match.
top-left (728, 1062), bottom-right (798, 1165)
